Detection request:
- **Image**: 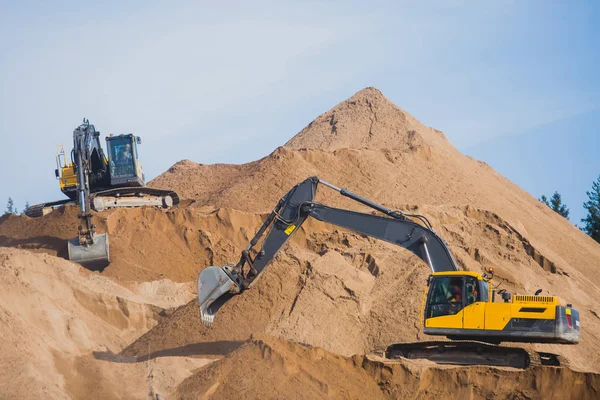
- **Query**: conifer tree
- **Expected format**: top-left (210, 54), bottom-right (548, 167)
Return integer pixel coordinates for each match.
top-left (582, 175), bottom-right (600, 243)
top-left (539, 191), bottom-right (569, 219)
top-left (5, 197), bottom-right (14, 214)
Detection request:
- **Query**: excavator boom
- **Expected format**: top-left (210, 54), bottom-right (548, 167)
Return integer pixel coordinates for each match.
top-left (67, 119), bottom-right (110, 268)
top-left (197, 176), bottom-right (458, 325)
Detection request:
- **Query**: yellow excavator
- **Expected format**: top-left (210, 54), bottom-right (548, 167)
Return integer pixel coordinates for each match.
top-left (26, 119), bottom-right (178, 268)
top-left (197, 177), bottom-right (580, 368)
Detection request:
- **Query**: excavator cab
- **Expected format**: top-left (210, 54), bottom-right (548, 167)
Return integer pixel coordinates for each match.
top-left (423, 271), bottom-right (580, 344)
top-left (425, 273), bottom-right (488, 319)
top-left (106, 134), bottom-right (145, 188)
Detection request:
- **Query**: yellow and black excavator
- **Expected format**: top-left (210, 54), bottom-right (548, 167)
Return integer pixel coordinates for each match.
top-left (26, 119), bottom-right (178, 268)
top-left (197, 177), bottom-right (580, 368)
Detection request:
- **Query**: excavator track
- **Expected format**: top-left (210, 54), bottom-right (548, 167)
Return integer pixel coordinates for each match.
top-left (384, 340), bottom-right (568, 369)
top-left (25, 188), bottom-right (179, 218)
top-left (89, 187), bottom-right (180, 211)
top-left (25, 199), bottom-right (73, 218)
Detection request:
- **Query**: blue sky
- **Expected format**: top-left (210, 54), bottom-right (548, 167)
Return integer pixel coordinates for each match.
top-left (1, 1), bottom-right (598, 223)
top-left (466, 111), bottom-right (600, 225)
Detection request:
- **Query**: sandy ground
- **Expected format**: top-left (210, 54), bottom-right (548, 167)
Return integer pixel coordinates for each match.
top-left (1, 87), bottom-right (599, 398)
top-left (0, 247), bottom-right (202, 399)
top-left (174, 335), bottom-right (600, 400)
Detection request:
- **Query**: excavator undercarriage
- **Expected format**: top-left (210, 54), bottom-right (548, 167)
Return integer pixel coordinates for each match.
top-left (385, 341), bottom-right (568, 369)
top-left (25, 187), bottom-right (179, 218)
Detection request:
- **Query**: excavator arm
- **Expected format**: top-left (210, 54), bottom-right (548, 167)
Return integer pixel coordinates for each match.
top-left (198, 176), bottom-right (458, 326)
top-left (66, 119), bottom-right (110, 268)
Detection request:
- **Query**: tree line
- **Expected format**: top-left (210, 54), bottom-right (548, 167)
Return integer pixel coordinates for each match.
top-left (4, 197), bottom-right (29, 216)
top-left (540, 174), bottom-right (600, 243)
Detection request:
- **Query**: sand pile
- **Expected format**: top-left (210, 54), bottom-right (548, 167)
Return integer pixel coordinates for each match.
top-left (150, 88), bottom-right (600, 289)
top-left (2, 87), bottom-right (600, 398)
top-left (148, 88), bottom-right (454, 210)
top-left (0, 206), bottom-right (266, 284)
top-left (174, 335), bottom-right (600, 400)
top-left (146, 88), bottom-right (600, 368)
top-left (173, 335), bottom-right (385, 400)
top-left (0, 247), bottom-right (200, 399)
top-left (284, 87), bottom-right (451, 152)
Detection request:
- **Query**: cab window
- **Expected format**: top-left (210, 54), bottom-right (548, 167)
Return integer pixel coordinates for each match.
top-left (108, 138), bottom-right (135, 177)
top-left (426, 276), bottom-right (464, 318)
top-left (465, 276), bottom-right (480, 305)
top-left (479, 280), bottom-right (489, 302)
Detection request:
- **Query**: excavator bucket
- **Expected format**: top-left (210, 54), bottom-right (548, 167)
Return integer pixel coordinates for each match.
top-left (197, 266), bottom-right (239, 327)
top-left (67, 233), bottom-right (110, 270)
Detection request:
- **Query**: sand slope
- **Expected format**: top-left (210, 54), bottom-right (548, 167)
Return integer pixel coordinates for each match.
top-left (1, 87), bottom-right (600, 398)
top-left (174, 335), bottom-right (600, 400)
top-left (0, 247), bottom-right (200, 399)
top-left (144, 88), bottom-right (600, 373)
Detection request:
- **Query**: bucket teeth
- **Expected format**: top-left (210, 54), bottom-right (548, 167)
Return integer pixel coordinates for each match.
top-left (200, 310), bottom-right (215, 327)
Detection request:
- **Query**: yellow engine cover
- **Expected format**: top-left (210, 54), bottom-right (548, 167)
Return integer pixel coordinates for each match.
top-left (425, 296), bottom-right (558, 331)
top-left (59, 164), bottom-right (78, 192)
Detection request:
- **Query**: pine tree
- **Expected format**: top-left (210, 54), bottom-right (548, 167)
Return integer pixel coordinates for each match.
top-left (5, 197), bottom-right (14, 214)
top-left (550, 192), bottom-right (569, 219)
top-left (539, 191), bottom-right (569, 219)
top-left (581, 175), bottom-right (600, 243)
top-left (23, 201), bottom-right (30, 215)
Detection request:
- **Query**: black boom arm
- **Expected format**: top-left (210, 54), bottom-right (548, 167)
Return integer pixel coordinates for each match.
top-left (230, 176), bottom-right (458, 290)
top-left (72, 119), bottom-right (109, 246)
